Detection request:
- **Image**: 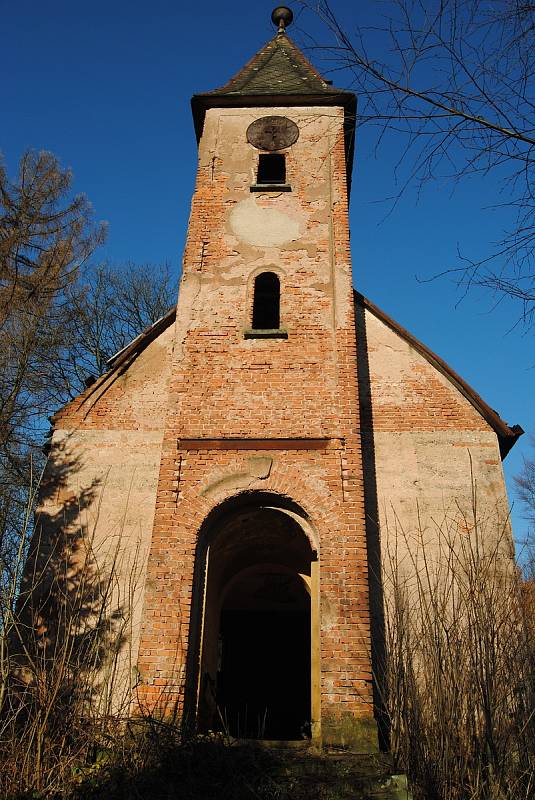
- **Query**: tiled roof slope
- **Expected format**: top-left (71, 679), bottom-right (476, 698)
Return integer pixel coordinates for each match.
top-left (204, 31), bottom-right (342, 97)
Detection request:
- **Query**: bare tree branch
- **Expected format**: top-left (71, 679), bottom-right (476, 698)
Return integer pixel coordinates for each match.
top-left (300, 0), bottom-right (535, 326)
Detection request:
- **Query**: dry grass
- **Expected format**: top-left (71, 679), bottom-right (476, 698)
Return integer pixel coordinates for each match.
top-left (378, 499), bottom-right (535, 799)
top-left (1, 481), bottom-right (533, 798)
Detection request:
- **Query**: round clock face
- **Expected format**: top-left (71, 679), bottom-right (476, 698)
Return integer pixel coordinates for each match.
top-left (246, 116), bottom-right (299, 151)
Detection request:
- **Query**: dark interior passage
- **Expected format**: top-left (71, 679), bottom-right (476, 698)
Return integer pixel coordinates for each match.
top-left (197, 503), bottom-right (313, 740)
top-left (218, 604), bottom-right (310, 739)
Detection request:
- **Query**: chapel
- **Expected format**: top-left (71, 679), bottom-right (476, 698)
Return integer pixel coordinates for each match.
top-left (35, 7), bottom-right (522, 752)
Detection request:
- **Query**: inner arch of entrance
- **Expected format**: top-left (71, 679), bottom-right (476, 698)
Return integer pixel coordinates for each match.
top-left (187, 491), bottom-right (320, 741)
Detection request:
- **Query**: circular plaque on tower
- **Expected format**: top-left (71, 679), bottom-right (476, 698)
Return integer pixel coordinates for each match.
top-left (247, 116), bottom-right (299, 151)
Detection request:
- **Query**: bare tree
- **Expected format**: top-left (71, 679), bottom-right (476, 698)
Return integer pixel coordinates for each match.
top-left (0, 151), bottom-right (104, 549)
top-left (0, 150), bottom-right (104, 329)
top-left (0, 150), bottom-right (176, 599)
top-left (0, 149), bottom-right (176, 471)
top-left (380, 508), bottom-right (535, 800)
top-left (515, 435), bottom-right (535, 572)
top-left (300, 0), bottom-right (535, 328)
top-left (48, 260), bottom-right (176, 406)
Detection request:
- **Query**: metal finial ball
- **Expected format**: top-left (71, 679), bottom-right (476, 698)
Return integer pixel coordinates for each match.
top-left (271, 6), bottom-right (293, 29)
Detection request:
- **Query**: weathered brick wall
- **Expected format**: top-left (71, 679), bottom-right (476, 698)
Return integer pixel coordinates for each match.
top-left (136, 106), bottom-right (376, 747)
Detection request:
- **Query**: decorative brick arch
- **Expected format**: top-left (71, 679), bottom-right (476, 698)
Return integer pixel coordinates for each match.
top-left (199, 485), bottom-right (320, 553)
top-left (184, 486), bottom-right (322, 739)
top-left (194, 455), bottom-right (341, 537)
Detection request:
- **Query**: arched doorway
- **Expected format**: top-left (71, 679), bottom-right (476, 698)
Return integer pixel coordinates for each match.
top-left (194, 496), bottom-right (318, 741)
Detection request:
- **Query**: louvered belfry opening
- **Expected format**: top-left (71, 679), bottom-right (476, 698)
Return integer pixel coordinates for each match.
top-left (252, 272), bottom-right (280, 329)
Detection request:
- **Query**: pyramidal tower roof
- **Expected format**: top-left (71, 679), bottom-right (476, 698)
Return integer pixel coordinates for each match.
top-left (191, 7), bottom-right (356, 164)
top-left (205, 25), bottom-right (343, 98)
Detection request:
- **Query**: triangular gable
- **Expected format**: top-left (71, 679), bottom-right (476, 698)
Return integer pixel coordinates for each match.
top-left (355, 291), bottom-right (522, 458)
top-left (51, 307), bottom-right (176, 425)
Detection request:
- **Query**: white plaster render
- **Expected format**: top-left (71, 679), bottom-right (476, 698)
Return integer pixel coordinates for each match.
top-left (373, 430), bottom-right (508, 525)
top-left (362, 308), bottom-right (514, 585)
top-left (39, 427), bottom-right (164, 712)
top-left (229, 197), bottom-right (303, 247)
top-left (174, 272), bottom-right (201, 358)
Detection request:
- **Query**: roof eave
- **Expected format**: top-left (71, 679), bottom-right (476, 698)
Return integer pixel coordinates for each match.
top-left (106, 306), bottom-right (176, 370)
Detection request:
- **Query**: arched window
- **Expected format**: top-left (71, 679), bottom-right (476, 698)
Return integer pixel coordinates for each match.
top-left (252, 272), bottom-right (280, 330)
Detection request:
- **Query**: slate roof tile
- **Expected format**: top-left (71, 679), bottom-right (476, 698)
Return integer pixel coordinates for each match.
top-left (203, 31), bottom-right (340, 97)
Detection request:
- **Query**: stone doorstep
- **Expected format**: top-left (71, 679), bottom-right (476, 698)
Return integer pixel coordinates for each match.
top-left (231, 742), bottom-right (412, 799)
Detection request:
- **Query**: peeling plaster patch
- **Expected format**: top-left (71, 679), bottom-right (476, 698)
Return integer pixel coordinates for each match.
top-left (229, 198), bottom-right (302, 247)
top-left (284, 241), bottom-right (318, 258)
top-left (247, 456), bottom-right (273, 479)
top-left (304, 184), bottom-right (327, 202)
top-left (309, 209), bottom-right (330, 225)
top-left (311, 280), bottom-right (331, 293)
top-left (174, 273), bottom-right (201, 357)
top-left (220, 242), bottom-right (265, 269)
top-left (321, 594), bottom-right (337, 630)
top-left (334, 268), bottom-right (351, 327)
top-left (201, 456), bottom-right (273, 499)
top-left (231, 172), bottom-right (249, 189)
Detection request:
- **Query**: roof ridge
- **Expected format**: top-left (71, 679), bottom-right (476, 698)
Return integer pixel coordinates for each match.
top-left (213, 34), bottom-right (279, 96)
top-left (280, 32), bottom-right (329, 84)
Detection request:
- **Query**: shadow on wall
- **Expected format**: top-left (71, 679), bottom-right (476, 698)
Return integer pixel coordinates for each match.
top-left (3, 436), bottom-right (133, 770)
top-left (354, 299), bottom-right (389, 751)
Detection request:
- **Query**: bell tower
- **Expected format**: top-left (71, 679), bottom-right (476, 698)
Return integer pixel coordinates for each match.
top-left (136, 7), bottom-right (377, 751)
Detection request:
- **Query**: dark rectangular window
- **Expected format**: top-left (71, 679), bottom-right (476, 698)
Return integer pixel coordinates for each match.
top-left (257, 154), bottom-right (286, 185)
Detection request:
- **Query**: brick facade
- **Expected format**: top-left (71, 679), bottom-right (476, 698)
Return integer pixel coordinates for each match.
top-left (35, 25), bottom-right (520, 752)
top-left (130, 104), bottom-right (376, 747)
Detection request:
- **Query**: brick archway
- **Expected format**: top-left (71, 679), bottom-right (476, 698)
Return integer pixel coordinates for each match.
top-left (187, 491), bottom-right (321, 741)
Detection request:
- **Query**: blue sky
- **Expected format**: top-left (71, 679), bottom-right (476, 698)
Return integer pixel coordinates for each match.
top-left (3, 1), bottom-right (533, 550)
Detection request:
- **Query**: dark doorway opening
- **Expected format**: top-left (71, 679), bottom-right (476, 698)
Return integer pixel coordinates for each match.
top-left (217, 571), bottom-right (310, 740)
top-left (195, 502), bottom-right (314, 741)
